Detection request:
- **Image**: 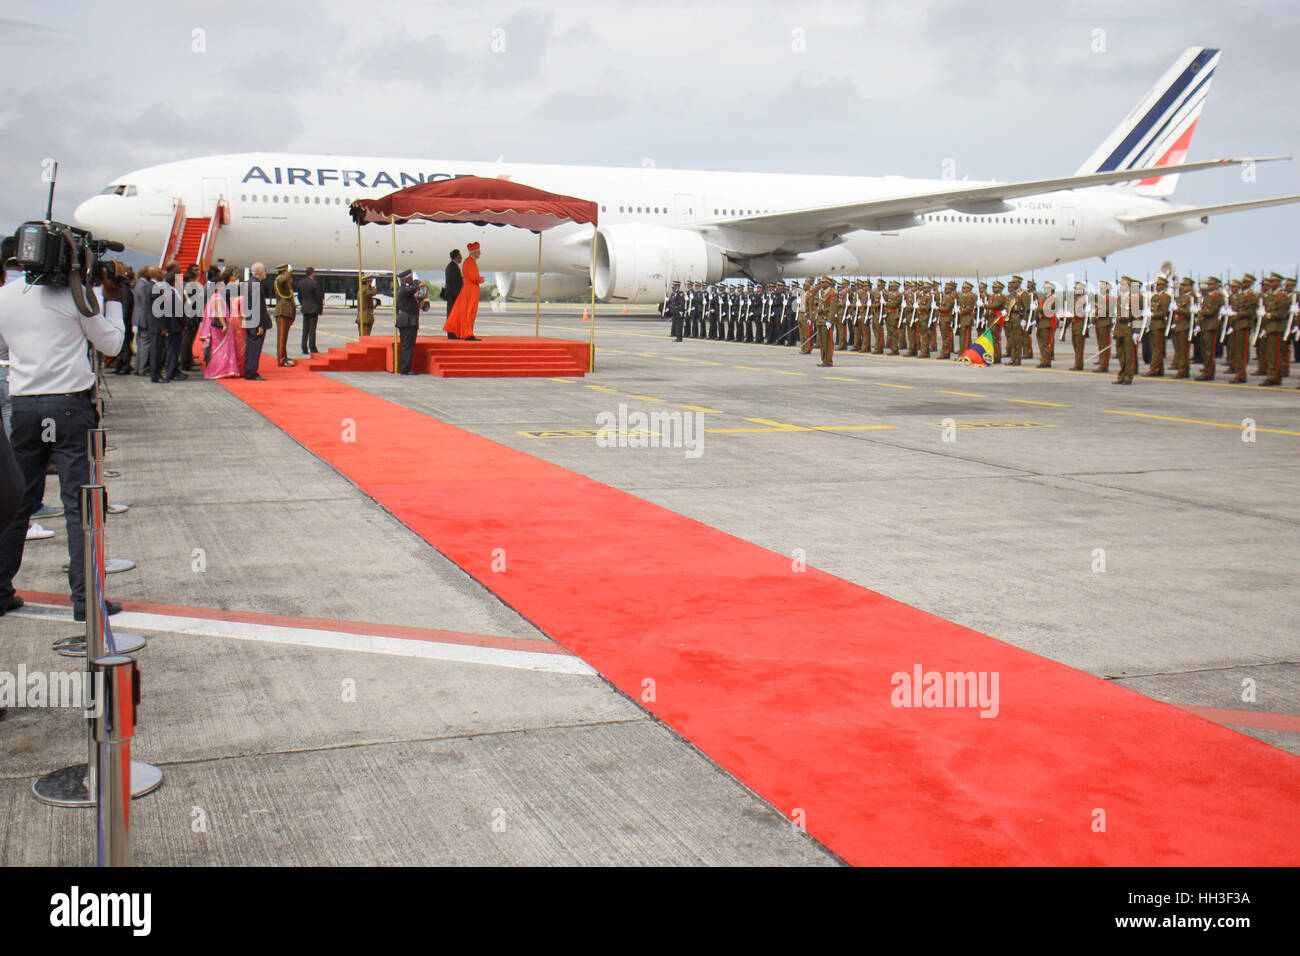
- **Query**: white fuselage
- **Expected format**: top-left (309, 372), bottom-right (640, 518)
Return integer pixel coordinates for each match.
top-left (74, 152), bottom-right (1202, 286)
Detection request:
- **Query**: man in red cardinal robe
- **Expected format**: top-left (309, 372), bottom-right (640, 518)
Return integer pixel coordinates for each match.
top-left (443, 241), bottom-right (483, 340)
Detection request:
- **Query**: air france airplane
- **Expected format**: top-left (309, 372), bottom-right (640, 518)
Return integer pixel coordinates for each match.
top-left (74, 48), bottom-right (1298, 304)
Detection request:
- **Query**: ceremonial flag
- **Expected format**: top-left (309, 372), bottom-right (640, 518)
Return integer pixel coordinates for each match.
top-left (962, 327), bottom-right (996, 366)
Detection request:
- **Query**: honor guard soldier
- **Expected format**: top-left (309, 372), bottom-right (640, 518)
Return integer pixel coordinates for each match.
top-left (273, 263), bottom-right (296, 366)
top-left (884, 280), bottom-right (903, 354)
top-left (816, 282), bottom-right (836, 367)
top-left (1068, 281), bottom-right (1087, 369)
top-left (871, 279), bottom-right (886, 353)
top-left (1005, 275), bottom-right (1029, 365)
top-left (798, 278), bottom-right (815, 353)
top-left (1170, 278), bottom-right (1194, 378)
top-left (1228, 274), bottom-right (1258, 382)
top-left (1284, 276), bottom-right (1298, 374)
top-left (1092, 280), bottom-right (1113, 373)
top-left (937, 281), bottom-right (957, 359)
top-left (956, 282), bottom-right (977, 355)
top-left (1143, 275), bottom-right (1171, 376)
top-left (1260, 272), bottom-right (1289, 386)
top-left (1023, 279), bottom-right (1037, 361)
top-left (987, 281), bottom-right (1007, 362)
top-left (357, 276), bottom-right (378, 337)
top-left (1195, 276), bottom-right (1225, 380)
top-left (914, 281), bottom-right (933, 357)
top-left (1111, 277), bottom-right (1136, 384)
top-left (666, 281), bottom-right (685, 342)
top-left (1034, 282), bottom-right (1055, 367)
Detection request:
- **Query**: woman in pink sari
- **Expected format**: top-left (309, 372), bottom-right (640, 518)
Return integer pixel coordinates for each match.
top-left (201, 268), bottom-right (244, 379)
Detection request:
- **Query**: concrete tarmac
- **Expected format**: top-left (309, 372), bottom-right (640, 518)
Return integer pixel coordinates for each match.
top-left (1, 301), bottom-right (1294, 866)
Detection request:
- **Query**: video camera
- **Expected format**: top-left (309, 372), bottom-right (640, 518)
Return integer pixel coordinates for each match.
top-left (1, 220), bottom-right (124, 317)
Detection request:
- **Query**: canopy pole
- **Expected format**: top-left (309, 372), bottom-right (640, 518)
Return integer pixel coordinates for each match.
top-left (355, 223), bottom-right (364, 340)
top-left (535, 232), bottom-right (542, 337)
top-left (391, 219), bottom-right (399, 374)
top-left (588, 229), bottom-right (596, 372)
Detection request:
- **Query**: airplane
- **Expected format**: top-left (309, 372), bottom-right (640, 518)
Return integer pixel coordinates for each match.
top-left (73, 47), bottom-right (1299, 304)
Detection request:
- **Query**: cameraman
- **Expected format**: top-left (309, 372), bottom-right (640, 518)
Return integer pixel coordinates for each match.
top-left (0, 258), bottom-right (125, 619)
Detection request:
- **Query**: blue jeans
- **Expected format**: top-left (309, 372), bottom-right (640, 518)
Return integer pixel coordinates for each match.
top-left (0, 390), bottom-right (97, 610)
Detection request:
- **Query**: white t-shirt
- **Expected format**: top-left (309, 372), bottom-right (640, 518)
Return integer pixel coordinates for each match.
top-left (0, 280), bottom-right (125, 396)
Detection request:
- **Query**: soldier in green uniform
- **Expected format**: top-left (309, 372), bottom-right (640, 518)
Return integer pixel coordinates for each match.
top-left (851, 281), bottom-right (870, 353)
top-left (870, 279), bottom-right (886, 354)
top-left (1024, 279), bottom-right (1038, 361)
top-left (357, 275), bottom-right (377, 336)
top-left (1004, 275), bottom-right (1029, 365)
top-left (798, 278), bottom-right (816, 354)
top-left (937, 281), bottom-right (957, 359)
top-left (816, 279), bottom-right (836, 367)
top-left (1034, 281), bottom-right (1054, 367)
top-left (273, 263), bottom-right (296, 366)
top-left (1143, 275), bottom-right (1171, 376)
top-left (1092, 280), bottom-right (1113, 373)
top-left (884, 280), bottom-right (903, 354)
top-left (914, 281), bottom-right (933, 358)
top-left (956, 281), bottom-right (977, 355)
top-left (1068, 281), bottom-right (1087, 370)
top-left (1169, 277), bottom-right (1194, 378)
top-left (987, 281), bottom-right (1007, 363)
top-left (1260, 272), bottom-right (1289, 386)
top-left (832, 279), bottom-right (850, 350)
top-left (1195, 276), bottom-right (1225, 380)
top-left (1112, 277), bottom-right (1136, 384)
top-left (1228, 274), bottom-right (1257, 383)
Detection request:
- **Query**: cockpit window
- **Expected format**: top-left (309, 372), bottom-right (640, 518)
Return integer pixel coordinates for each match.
top-left (99, 184), bottom-right (136, 196)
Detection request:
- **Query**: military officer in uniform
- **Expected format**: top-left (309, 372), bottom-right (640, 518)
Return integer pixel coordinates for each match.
top-left (1092, 280), bottom-right (1113, 373)
top-left (871, 279), bottom-right (886, 354)
top-left (1260, 272), bottom-right (1289, 386)
top-left (1112, 277), bottom-right (1136, 384)
top-left (1004, 275), bottom-right (1029, 365)
top-left (1034, 281), bottom-right (1055, 367)
top-left (357, 275), bottom-right (377, 337)
top-left (1143, 275), bottom-right (1171, 376)
top-left (1023, 279), bottom-right (1036, 361)
top-left (914, 281), bottom-right (933, 357)
top-left (986, 281), bottom-right (1007, 363)
top-left (936, 281), bottom-right (957, 359)
top-left (273, 263), bottom-right (296, 366)
top-left (884, 280), bottom-right (903, 354)
top-left (816, 280), bottom-right (836, 367)
top-left (798, 278), bottom-right (815, 353)
top-left (1227, 274), bottom-right (1257, 383)
top-left (1195, 276), bottom-right (1225, 380)
top-left (956, 281), bottom-right (977, 355)
top-left (1169, 277), bottom-right (1194, 379)
top-left (666, 281), bottom-right (685, 342)
top-left (1068, 281), bottom-right (1088, 370)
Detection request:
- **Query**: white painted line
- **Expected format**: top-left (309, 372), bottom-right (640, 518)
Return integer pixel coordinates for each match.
top-left (11, 606), bottom-right (596, 676)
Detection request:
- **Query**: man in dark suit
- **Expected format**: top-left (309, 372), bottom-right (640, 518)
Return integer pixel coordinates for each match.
top-left (112, 268), bottom-right (135, 374)
top-left (395, 270), bottom-right (425, 374)
top-left (243, 262), bottom-right (272, 380)
top-left (442, 250), bottom-right (462, 337)
top-left (147, 267), bottom-right (184, 382)
top-left (297, 266), bottom-right (323, 355)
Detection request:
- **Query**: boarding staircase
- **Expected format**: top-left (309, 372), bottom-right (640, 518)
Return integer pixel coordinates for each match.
top-left (159, 198), bottom-right (229, 273)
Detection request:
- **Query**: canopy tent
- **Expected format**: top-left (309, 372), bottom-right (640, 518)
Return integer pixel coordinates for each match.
top-left (349, 176), bottom-right (599, 371)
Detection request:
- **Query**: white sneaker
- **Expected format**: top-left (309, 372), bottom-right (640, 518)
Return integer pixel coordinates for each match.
top-left (26, 523), bottom-right (55, 540)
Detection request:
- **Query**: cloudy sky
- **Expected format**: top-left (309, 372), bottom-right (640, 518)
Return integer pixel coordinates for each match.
top-left (2, 0), bottom-right (1297, 281)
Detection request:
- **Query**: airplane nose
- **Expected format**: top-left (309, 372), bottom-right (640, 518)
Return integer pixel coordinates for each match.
top-left (73, 195), bottom-right (104, 231)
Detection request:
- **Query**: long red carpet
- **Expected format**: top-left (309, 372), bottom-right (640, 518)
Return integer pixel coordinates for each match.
top-left (223, 362), bottom-right (1300, 865)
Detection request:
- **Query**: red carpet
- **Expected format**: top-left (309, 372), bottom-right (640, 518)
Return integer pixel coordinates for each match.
top-left (223, 361), bottom-right (1300, 865)
top-left (300, 335), bottom-right (589, 377)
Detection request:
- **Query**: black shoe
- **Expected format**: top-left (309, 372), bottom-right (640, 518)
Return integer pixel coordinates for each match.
top-left (0, 595), bottom-right (24, 616)
top-left (73, 600), bottom-right (122, 622)
top-left (447, 333), bottom-right (460, 340)
top-left (169, 372), bottom-right (188, 381)
top-left (150, 377), bottom-right (164, 383)
top-left (245, 373), bottom-right (266, 381)
top-left (399, 370), bottom-right (416, 375)
top-left (465, 336), bottom-right (481, 341)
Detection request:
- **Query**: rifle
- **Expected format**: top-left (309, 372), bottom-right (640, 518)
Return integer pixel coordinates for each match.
top-left (1135, 274), bottom-right (1151, 345)
top-left (1250, 271), bottom-right (1266, 347)
top-left (1287, 267), bottom-right (1300, 341)
top-left (1218, 270), bottom-right (1232, 344)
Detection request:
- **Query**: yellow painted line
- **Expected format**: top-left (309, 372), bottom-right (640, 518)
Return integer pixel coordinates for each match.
top-left (873, 382), bottom-right (915, 389)
top-left (1008, 398), bottom-right (1069, 407)
top-left (707, 421), bottom-right (897, 434)
top-left (680, 405), bottom-right (725, 414)
top-left (732, 365), bottom-right (764, 371)
top-left (824, 376), bottom-right (857, 382)
top-left (1103, 410), bottom-right (1300, 436)
top-left (626, 394), bottom-right (666, 402)
top-left (807, 425), bottom-right (897, 432)
top-left (548, 378), bottom-right (577, 383)
top-left (770, 369), bottom-right (806, 376)
top-left (584, 384), bottom-right (618, 391)
top-left (694, 361), bottom-right (725, 366)
top-left (937, 389), bottom-right (988, 397)
top-left (745, 418), bottom-right (801, 429)
top-left (633, 353), bottom-right (661, 358)
top-left (663, 356), bottom-right (694, 362)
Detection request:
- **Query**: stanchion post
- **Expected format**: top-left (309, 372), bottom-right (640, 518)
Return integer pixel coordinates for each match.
top-left (91, 654), bottom-right (137, 867)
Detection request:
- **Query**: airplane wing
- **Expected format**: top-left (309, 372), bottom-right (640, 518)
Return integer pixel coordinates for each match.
top-left (704, 156), bottom-right (1287, 240)
top-left (1115, 194), bottom-right (1300, 226)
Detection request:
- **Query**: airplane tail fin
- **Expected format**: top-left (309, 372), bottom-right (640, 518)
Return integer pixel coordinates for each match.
top-left (1076, 47), bottom-right (1220, 198)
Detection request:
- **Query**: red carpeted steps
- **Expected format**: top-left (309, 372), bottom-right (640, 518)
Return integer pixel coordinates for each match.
top-left (299, 335), bottom-right (589, 377)
top-left (173, 218), bottom-right (209, 271)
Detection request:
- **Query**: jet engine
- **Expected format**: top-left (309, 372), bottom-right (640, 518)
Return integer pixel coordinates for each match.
top-left (592, 225), bottom-right (727, 303)
top-left (494, 271), bottom-right (591, 301)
